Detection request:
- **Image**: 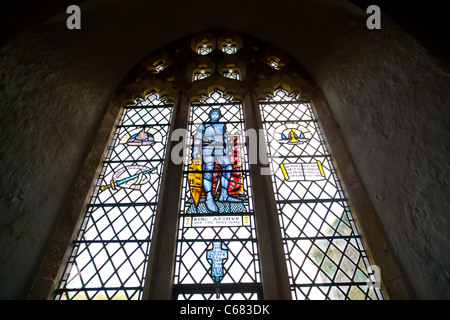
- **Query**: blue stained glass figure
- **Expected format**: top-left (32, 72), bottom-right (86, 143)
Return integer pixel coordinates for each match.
top-left (206, 241), bottom-right (228, 283)
top-left (192, 109), bottom-right (242, 213)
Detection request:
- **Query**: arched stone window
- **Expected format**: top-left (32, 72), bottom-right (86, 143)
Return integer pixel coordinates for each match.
top-left (43, 31), bottom-right (386, 300)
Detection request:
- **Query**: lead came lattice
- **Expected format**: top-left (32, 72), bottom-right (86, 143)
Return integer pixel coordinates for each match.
top-left (259, 88), bottom-right (383, 300)
top-left (55, 92), bottom-right (173, 300)
top-left (173, 90), bottom-right (262, 300)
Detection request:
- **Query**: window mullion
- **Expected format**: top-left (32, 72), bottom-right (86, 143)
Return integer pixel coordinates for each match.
top-left (241, 91), bottom-right (292, 299)
top-left (142, 92), bottom-right (190, 300)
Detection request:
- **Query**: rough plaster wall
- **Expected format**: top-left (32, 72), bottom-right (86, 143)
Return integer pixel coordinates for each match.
top-left (0, 0), bottom-right (448, 299)
top-left (0, 29), bottom-right (117, 299)
top-left (259, 3), bottom-right (450, 298)
top-left (313, 23), bottom-right (450, 298)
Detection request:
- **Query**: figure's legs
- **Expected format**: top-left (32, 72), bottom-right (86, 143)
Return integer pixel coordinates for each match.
top-left (203, 149), bottom-right (219, 212)
top-left (217, 154), bottom-right (241, 203)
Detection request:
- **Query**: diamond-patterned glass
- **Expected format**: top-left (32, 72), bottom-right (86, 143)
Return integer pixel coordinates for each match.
top-left (173, 90), bottom-right (262, 300)
top-left (55, 92), bottom-right (173, 300)
top-left (259, 88), bottom-right (383, 300)
top-left (177, 292), bottom-right (258, 300)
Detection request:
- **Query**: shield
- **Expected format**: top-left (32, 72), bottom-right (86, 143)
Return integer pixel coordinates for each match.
top-left (188, 159), bottom-right (203, 207)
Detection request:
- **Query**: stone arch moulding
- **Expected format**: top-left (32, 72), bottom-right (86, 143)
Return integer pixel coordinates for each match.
top-left (29, 30), bottom-right (412, 300)
top-left (118, 77), bottom-right (178, 105)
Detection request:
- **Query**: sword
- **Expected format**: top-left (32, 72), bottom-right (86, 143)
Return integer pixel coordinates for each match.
top-left (100, 168), bottom-right (156, 191)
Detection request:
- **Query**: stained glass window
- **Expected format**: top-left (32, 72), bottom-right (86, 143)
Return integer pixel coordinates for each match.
top-left (197, 42), bottom-right (212, 55)
top-left (46, 32), bottom-right (392, 301)
top-left (173, 90), bottom-right (261, 300)
top-left (193, 69), bottom-right (211, 81)
top-left (222, 68), bottom-right (240, 80)
top-left (154, 62), bottom-right (164, 73)
top-left (54, 92), bottom-right (173, 300)
top-left (222, 43), bottom-right (237, 54)
top-left (259, 88), bottom-right (383, 300)
top-left (269, 60), bottom-right (280, 70)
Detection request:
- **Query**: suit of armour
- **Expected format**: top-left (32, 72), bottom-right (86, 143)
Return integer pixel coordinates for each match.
top-left (192, 109), bottom-right (240, 212)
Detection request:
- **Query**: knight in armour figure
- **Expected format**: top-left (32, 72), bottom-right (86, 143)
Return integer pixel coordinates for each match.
top-left (192, 108), bottom-right (241, 212)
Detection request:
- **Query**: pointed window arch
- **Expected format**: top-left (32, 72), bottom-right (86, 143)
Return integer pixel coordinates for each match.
top-left (44, 31), bottom-right (391, 301)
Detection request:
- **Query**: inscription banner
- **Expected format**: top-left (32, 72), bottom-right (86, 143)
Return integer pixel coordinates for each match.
top-left (184, 215), bottom-right (251, 227)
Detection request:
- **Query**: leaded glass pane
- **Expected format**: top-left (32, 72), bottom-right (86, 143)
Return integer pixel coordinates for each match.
top-left (222, 43), bottom-right (237, 54)
top-left (173, 90), bottom-right (261, 300)
top-left (269, 60), bottom-right (280, 70)
top-left (154, 62), bottom-right (165, 73)
top-left (197, 43), bottom-right (212, 55)
top-left (259, 88), bottom-right (383, 300)
top-left (177, 292), bottom-right (258, 300)
top-left (223, 69), bottom-right (240, 80)
top-left (55, 92), bottom-right (173, 300)
top-left (193, 70), bottom-right (211, 81)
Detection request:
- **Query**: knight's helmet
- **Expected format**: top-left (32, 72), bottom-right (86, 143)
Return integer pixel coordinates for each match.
top-left (209, 108), bottom-right (221, 122)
